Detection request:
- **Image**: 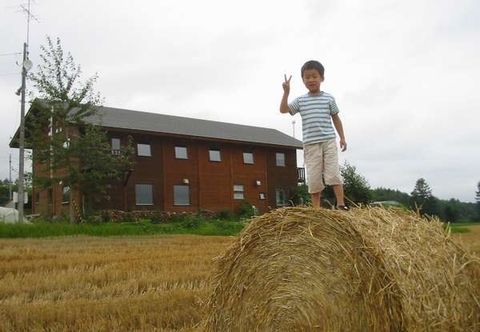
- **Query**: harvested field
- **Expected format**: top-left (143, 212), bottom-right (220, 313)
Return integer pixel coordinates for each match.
top-left (0, 235), bottom-right (231, 332)
top-left (205, 207), bottom-right (480, 332)
top-left (0, 209), bottom-right (479, 331)
top-left (455, 224), bottom-right (480, 254)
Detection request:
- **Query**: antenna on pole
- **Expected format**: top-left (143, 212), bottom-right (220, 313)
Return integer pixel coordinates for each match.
top-left (19, 0), bottom-right (39, 46)
top-left (292, 120), bottom-right (296, 138)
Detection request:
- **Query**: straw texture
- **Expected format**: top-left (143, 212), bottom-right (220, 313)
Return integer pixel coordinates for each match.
top-left (204, 207), bottom-right (480, 332)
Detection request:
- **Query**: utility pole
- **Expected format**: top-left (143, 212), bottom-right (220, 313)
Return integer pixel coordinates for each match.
top-left (16, 0), bottom-right (35, 222)
top-left (17, 42), bottom-right (30, 223)
top-left (9, 154), bottom-right (12, 200)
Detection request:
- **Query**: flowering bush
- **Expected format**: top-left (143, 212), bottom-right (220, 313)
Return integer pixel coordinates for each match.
top-left (96, 209), bottom-right (236, 223)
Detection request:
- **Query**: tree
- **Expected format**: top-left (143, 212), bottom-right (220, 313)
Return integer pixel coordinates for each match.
top-left (0, 179), bottom-right (12, 206)
top-left (290, 183), bottom-right (310, 206)
top-left (443, 198), bottom-right (462, 222)
top-left (476, 181), bottom-right (480, 221)
top-left (476, 181), bottom-right (480, 202)
top-left (410, 178), bottom-right (439, 216)
top-left (322, 161), bottom-right (371, 207)
top-left (340, 161), bottom-right (372, 205)
top-left (411, 178), bottom-right (432, 201)
top-left (28, 37), bottom-right (133, 222)
top-left (370, 187), bottom-right (410, 206)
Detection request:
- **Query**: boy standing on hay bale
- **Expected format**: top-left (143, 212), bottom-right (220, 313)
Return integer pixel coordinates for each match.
top-left (280, 60), bottom-right (348, 210)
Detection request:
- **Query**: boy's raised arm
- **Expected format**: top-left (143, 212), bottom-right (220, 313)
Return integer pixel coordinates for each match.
top-left (280, 74), bottom-right (292, 113)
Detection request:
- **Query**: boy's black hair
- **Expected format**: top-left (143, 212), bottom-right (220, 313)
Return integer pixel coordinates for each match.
top-left (301, 60), bottom-right (325, 78)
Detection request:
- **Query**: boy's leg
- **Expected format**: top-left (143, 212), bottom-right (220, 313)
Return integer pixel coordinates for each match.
top-left (323, 140), bottom-right (346, 208)
top-left (311, 192), bottom-right (321, 208)
top-left (332, 184), bottom-right (345, 208)
top-left (304, 143), bottom-right (325, 208)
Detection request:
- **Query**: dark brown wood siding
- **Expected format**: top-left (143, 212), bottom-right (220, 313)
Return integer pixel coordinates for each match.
top-left (197, 142), bottom-right (233, 212)
top-left (33, 130), bottom-right (300, 217)
top-left (266, 149), bottom-right (298, 208)
top-left (126, 133), bottom-right (164, 211)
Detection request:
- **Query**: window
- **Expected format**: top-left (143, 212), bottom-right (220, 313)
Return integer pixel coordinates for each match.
top-left (112, 138), bottom-right (121, 155)
top-left (62, 186), bottom-right (70, 204)
top-left (136, 184), bottom-right (153, 205)
top-left (259, 192), bottom-right (266, 200)
top-left (47, 188), bottom-right (53, 204)
top-left (137, 143), bottom-right (151, 157)
top-left (209, 148), bottom-right (221, 162)
top-left (276, 188), bottom-right (287, 206)
top-left (63, 137), bottom-right (70, 149)
top-left (175, 146), bottom-right (188, 159)
top-left (243, 152), bottom-right (254, 164)
top-left (174, 185), bottom-right (190, 205)
top-left (276, 153), bottom-right (286, 167)
top-left (233, 184), bottom-right (244, 200)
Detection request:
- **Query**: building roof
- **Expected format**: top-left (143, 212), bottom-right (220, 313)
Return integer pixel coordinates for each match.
top-left (85, 105), bottom-right (303, 149)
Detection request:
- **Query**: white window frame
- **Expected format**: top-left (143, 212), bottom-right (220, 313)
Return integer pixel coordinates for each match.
top-left (137, 143), bottom-right (152, 157)
top-left (175, 146), bottom-right (188, 159)
top-left (135, 184), bottom-right (154, 205)
top-left (233, 184), bottom-right (245, 200)
top-left (276, 188), bottom-right (287, 206)
top-left (276, 152), bottom-right (286, 167)
top-left (62, 186), bottom-right (70, 204)
top-left (112, 138), bottom-right (121, 155)
top-left (63, 137), bottom-right (70, 149)
top-left (209, 148), bottom-right (221, 162)
top-left (243, 152), bottom-right (254, 164)
top-left (174, 185), bottom-right (190, 206)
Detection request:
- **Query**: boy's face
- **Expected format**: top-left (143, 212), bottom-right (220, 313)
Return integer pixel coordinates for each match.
top-left (302, 69), bottom-right (324, 94)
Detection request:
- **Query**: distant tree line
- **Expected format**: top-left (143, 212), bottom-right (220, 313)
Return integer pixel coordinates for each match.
top-left (0, 179), bottom-right (13, 206)
top-left (374, 178), bottom-right (478, 222)
top-left (0, 177), bottom-right (33, 207)
top-left (293, 162), bottom-right (480, 223)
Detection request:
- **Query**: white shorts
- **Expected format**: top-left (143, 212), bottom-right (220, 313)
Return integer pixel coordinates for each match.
top-left (304, 139), bottom-right (343, 193)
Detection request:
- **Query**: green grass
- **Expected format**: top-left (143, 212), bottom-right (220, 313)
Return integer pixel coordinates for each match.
top-left (2, 219), bottom-right (478, 239)
top-left (449, 222), bottom-right (480, 227)
top-left (0, 219), bottom-right (247, 238)
top-left (445, 222), bottom-right (480, 234)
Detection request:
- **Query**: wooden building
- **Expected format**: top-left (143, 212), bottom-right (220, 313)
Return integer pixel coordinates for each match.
top-left (12, 103), bottom-right (304, 217)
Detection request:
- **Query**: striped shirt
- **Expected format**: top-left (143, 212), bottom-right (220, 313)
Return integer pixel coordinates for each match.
top-left (288, 91), bottom-right (339, 145)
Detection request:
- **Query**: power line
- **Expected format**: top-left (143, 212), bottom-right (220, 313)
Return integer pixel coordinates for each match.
top-left (0, 52), bottom-right (22, 57)
top-left (0, 72), bottom-right (21, 76)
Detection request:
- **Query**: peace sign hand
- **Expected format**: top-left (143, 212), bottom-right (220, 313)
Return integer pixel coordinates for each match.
top-left (282, 74), bottom-right (292, 94)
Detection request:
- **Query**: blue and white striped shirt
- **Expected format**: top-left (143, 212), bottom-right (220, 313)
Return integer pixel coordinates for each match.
top-left (289, 91), bottom-right (339, 145)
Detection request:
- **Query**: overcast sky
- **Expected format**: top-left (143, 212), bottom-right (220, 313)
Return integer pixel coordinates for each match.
top-left (1, 0), bottom-right (479, 203)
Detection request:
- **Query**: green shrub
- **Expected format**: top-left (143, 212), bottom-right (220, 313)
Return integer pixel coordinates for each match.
top-left (167, 212), bottom-right (193, 223)
top-left (238, 201), bottom-right (254, 219)
top-left (217, 209), bottom-right (235, 221)
top-left (99, 210), bottom-right (129, 223)
top-left (180, 218), bottom-right (201, 229)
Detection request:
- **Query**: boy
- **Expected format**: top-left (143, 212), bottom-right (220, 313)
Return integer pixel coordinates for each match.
top-left (280, 60), bottom-right (348, 210)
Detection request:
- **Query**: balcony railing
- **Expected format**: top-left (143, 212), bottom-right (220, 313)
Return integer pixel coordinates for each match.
top-left (297, 167), bottom-right (305, 183)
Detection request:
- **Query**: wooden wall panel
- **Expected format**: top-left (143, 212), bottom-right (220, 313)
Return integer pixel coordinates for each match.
top-left (34, 129), bottom-right (300, 217)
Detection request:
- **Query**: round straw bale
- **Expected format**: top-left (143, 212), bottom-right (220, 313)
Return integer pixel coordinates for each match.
top-left (204, 207), bottom-right (480, 332)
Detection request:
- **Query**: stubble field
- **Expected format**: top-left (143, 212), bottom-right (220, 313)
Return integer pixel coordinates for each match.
top-left (0, 226), bottom-right (479, 332)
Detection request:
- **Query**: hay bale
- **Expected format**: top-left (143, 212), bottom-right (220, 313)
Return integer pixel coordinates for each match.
top-left (204, 207), bottom-right (480, 332)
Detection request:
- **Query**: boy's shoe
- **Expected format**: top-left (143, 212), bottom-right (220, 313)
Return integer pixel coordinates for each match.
top-left (336, 205), bottom-right (349, 211)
